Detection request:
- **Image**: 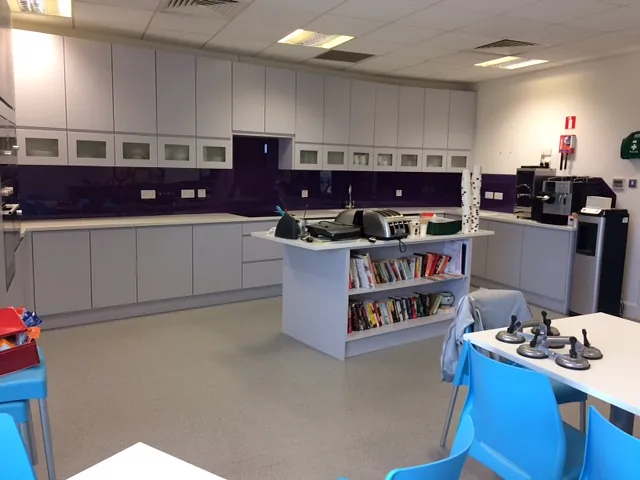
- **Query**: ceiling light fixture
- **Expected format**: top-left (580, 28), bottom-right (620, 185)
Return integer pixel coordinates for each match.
top-left (501, 58), bottom-right (549, 70)
top-left (474, 56), bottom-right (521, 67)
top-left (8, 0), bottom-right (72, 17)
top-left (278, 29), bottom-right (354, 49)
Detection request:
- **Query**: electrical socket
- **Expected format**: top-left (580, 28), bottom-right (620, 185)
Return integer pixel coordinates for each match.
top-left (301, 190), bottom-right (308, 198)
top-left (396, 190), bottom-right (402, 197)
top-left (140, 189), bottom-right (156, 200)
top-left (629, 179), bottom-right (637, 189)
top-left (181, 189), bottom-right (195, 199)
top-left (494, 192), bottom-right (504, 200)
top-left (485, 191), bottom-right (494, 200)
top-left (197, 189), bottom-right (207, 198)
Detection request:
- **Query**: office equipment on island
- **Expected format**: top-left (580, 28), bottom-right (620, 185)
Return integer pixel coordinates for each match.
top-left (306, 221), bottom-right (362, 241)
top-left (335, 209), bottom-right (410, 240)
top-left (515, 166), bottom-right (555, 220)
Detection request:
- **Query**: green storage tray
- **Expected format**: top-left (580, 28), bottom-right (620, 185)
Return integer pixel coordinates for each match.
top-left (427, 219), bottom-right (462, 236)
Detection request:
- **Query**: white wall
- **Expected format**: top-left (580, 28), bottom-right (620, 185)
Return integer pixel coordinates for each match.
top-left (475, 53), bottom-right (640, 319)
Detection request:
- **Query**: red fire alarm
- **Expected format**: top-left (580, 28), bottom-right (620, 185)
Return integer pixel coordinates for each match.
top-left (559, 135), bottom-right (576, 154)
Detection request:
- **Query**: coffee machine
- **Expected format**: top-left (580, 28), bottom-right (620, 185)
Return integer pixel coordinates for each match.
top-left (515, 166), bottom-right (556, 219)
top-left (538, 177), bottom-right (616, 225)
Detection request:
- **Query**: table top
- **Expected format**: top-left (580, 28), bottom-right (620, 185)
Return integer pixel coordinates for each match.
top-left (464, 313), bottom-right (640, 416)
top-left (68, 443), bottom-right (226, 480)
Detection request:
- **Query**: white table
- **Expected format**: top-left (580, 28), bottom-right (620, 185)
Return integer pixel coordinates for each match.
top-left (465, 313), bottom-right (640, 434)
top-left (68, 443), bottom-right (226, 480)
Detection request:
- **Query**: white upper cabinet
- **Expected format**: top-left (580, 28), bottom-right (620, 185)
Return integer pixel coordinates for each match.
top-left (156, 51), bottom-right (196, 137)
top-left (112, 44), bottom-right (157, 134)
top-left (423, 88), bottom-right (450, 149)
top-left (295, 72), bottom-right (324, 144)
top-left (349, 81), bottom-right (375, 146)
top-left (233, 63), bottom-right (265, 133)
top-left (64, 38), bottom-right (113, 132)
top-left (265, 67), bottom-right (295, 135)
top-left (374, 84), bottom-right (399, 148)
top-left (448, 90), bottom-right (476, 150)
top-left (323, 76), bottom-right (350, 145)
top-left (13, 30), bottom-right (66, 129)
top-left (398, 87), bottom-right (424, 148)
top-left (196, 57), bottom-right (231, 139)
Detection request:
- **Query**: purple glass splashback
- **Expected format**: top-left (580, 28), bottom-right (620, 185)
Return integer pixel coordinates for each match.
top-left (17, 137), bottom-right (464, 220)
top-left (481, 174), bottom-right (516, 213)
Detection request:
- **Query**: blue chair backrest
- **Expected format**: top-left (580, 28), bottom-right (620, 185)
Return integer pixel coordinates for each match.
top-left (0, 413), bottom-right (36, 480)
top-left (460, 342), bottom-right (567, 479)
top-left (385, 416), bottom-right (474, 480)
top-left (580, 406), bottom-right (640, 479)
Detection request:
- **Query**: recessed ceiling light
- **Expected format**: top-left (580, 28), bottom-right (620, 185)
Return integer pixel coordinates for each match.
top-left (474, 56), bottom-right (521, 67)
top-left (278, 29), bottom-right (354, 49)
top-left (8, 0), bottom-right (72, 17)
top-left (501, 58), bottom-right (549, 70)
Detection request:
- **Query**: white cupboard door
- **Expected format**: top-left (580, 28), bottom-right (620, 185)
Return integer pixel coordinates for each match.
top-left (112, 44), bottom-right (157, 134)
top-left (398, 87), bottom-right (425, 148)
top-left (158, 136), bottom-right (196, 169)
top-left (156, 51), bottom-right (196, 137)
top-left (374, 84), bottom-right (399, 147)
top-left (349, 81), bottom-right (375, 146)
top-left (0, 1), bottom-right (15, 120)
top-left (323, 145), bottom-right (349, 171)
top-left (233, 63), bottom-right (265, 133)
top-left (323, 76), bottom-right (350, 145)
top-left (197, 138), bottom-right (232, 169)
top-left (17, 129), bottom-right (67, 165)
top-left (196, 58), bottom-right (231, 139)
top-left (398, 148), bottom-right (422, 172)
top-left (65, 38), bottom-right (114, 132)
top-left (374, 148), bottom-right (397, 172)
top-left (422, 149), bottom-right (447, 173)
top-left (447, 150), bottom-right (472, 172)
top-left (423, 88), bottom-right (450, 149)
top-left (296, 72), bottom-right (324, 143)
top-left (13, 30), bottom-right (66, 129)
top-left (265, 67), bottom-right (295, 135)
top-left (115, 134), bottom-right (158, 167)
top-left (295, 143), bottom-right (322, 171)
top-left (349, 146), bottom-right (374, 171)
top-left (68, 132), bottom-right (115, 167)
top-left (448, 90), bottom-right (476, 150)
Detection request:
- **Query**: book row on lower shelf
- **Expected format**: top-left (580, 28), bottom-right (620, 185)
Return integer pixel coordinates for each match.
top-left (348, 292), bottom-right (455, 333)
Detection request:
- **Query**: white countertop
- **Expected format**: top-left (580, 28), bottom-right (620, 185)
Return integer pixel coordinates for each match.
top-left (464, 313), bottom-right (640, 417)
top-left (251, 229), bottom-right (494, 251)
top-left (18, 207), bottom-right (576, 234)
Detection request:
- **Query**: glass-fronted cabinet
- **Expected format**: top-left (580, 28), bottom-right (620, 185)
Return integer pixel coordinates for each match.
top-left (397, 148), bottom-right (422, 172)
top-left (373, 148), bottom-right (396, 172)
top-left (349, 147), bottom-right (374, 171)
top-left (115, 134), bottom-right (158, 167)
top-left (68, 132), bottom-right (115, 167)
top-left (323, 145), bottom-right (348, 171)
top-left (158, 137), bottom-right (196, 168)
top-left (294, 143), bottom-right (322, 171)
top-left (422, 149), bottom-right (447, 173)
top-left (197, 138), bottom-right (232, 169)
top-left (17, 129), bottom-right (68, 165)
top-left (447, 150), bottom-right (472, 172)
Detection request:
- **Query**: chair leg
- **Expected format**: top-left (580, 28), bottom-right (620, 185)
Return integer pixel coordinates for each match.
top-left (38, 399), bottom-right (57, 480)
top-left (27, 402), bottom-right (39, 466)
top-left (440, 385), bottom-right (460, 449)
top-left (579, 401), bottom-right (587, 433)
top-left (18, 422), bottom-right (36, 464)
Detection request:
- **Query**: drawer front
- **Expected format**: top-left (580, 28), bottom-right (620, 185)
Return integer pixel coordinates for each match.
top-left (242, 259), bottom-right (282, 288)
top-left (242, 221), bottom-right (278, 235)
top-left (243, 236), bottom-right (283, 262)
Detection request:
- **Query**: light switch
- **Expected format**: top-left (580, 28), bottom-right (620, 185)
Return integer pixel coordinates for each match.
top-left (494, 192), bottom-right (504, 200)
top-left (301, 190), bottom-right (308, 198)
top-left (181, 189), bottom-right (195, 199)
top-left (396, 190), bottom-right (403, 197)
top-left (198, 189), bottom-right (207, 198)
top-left (485, 191), bottom-right (494, 200)
top-left (140, 189), bottom-right (156, 200)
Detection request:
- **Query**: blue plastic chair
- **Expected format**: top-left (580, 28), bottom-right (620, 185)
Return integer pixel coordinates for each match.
top-left (0, 400), bottom-right (38, 463)
top-left (579, 406), bottom-right (640, 479)
top-left (339, 415), bottom-right (474, 480)
top-left (0, 413), bottom-right (37, 480)
top-left (0, 348), bottom-right (55, 480)
top-left (452, 342), bottom-right (585, 479)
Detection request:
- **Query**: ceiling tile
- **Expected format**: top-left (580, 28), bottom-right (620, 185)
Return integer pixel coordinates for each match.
top-left (364, 23), bottom-right (444, 44)
top-left (459, 15), bottom-right (554, 41)
top-left (529, 45), bottom-right (594, 63)
top-left (302, 58), bottom-right (352, 70)
top-left (601, 0), bottom-right (640, 5)
top-left (256, 43), bottom-right (320, 62)
top-left (147, 12), bottom-right (227, 36)
top-left (569, 7), bottom-right (640, 32)
top-left (302, 14), bottom-right (385, 37)
top-left (347, 55), bottom-right (423, 73)
top-left (251, 0), bottom-right (344, 13)
top-left (144, 28), bottom-right (211, 47)
top-left (75, 0), bottom-right (161, 10)
top-left (505, 0), bottom-right (616, 23)
top-left (517, 24), bottom-right (604, 45)
top-left (398, 4), bottom-right (494, 30)
top-left (330, 0), bottom-right (442, 22)
top-left (417, 31), bottom-right (502, 51)
top-left (430, 66), bottom-right (508, 82)
top-left (73, 2), bottom-right (153, 34)
top-left (204, 37), bottom-right (271, 56)
top-left (391, 60), bottom-right (452, 78)
top-left (434, 51), bottom-right (509, 67)
top-left (334, 37), bottom-right (405, 55)
top-left (562, 31), bottom-right (640, 53)
top-left (438, 0), bottom-right (540, 14)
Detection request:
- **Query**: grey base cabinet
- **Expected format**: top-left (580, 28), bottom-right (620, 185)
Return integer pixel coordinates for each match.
top-left (91, 229), bottom-right (137, 308)
top-left (193, 224), bottom-right (242, 295)
top-left (136, 226), bottom-right (193, 302)
top-left (471, 219), bottom-right (489, 277)
top-left (33, 230), bottom-right (92, 315)
top-left (485, 221), bottom-right (524, 287)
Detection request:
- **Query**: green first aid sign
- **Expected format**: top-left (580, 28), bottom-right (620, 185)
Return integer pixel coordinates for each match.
top-left (621, 132), bottom-right (640, 159)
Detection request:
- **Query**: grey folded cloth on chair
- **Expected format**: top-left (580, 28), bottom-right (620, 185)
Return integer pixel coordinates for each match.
top-left (440, 289), bottom-right (531, 383)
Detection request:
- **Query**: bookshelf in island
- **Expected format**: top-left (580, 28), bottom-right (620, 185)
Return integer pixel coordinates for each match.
top-left (251, 229), bottom-right (494, 360)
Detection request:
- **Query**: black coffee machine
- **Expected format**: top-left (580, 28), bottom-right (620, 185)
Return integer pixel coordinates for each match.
top-left (515, 166), bottom-right (555, 219)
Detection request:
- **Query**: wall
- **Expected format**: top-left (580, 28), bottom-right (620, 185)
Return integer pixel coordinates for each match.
top-left (474, 53), bottom-right (640, 318)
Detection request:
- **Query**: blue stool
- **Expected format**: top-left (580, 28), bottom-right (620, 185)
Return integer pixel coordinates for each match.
top-left (0, 400), bottom-right (38, 464)
top-left (0, 413), bottom-right (37, 480)
top-left (0, 348), bottom-right (55, 480)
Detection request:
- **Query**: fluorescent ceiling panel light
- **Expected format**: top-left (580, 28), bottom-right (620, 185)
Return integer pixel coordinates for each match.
top-left (474, 56), bottom-right (521, 67)
top-left (501, 58), bottom-right (549, 70)
top-left (278, 29), bottom-right (354, 49)
top-left (8, 0), bottom-right (72, 17)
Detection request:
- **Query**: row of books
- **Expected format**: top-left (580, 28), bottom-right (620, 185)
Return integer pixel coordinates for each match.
top-left (348, 292), bottom-right (452, 333)
top-left (349, 252), bottom-right (453, 290)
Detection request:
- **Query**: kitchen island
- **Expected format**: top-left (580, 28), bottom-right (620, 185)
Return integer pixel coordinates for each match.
top-left (251, 230), bottom-right (494, 360)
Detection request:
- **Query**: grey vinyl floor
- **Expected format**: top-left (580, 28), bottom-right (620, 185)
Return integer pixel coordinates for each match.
top-left (29, 297), bottom-right (616, 480)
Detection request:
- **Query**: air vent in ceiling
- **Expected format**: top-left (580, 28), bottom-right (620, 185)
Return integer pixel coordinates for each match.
top-left (314, 51), bottom-right (374, 63)
top-left (476, 39), bottom-right (539, 49)
top-left (164, 0), bottom-right (248, 20)
top-left (474, 38), bottom-right (543, 56)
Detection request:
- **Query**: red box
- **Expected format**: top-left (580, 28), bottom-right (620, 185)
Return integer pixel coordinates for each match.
top-left (0, 307), bottom-right (40, 376)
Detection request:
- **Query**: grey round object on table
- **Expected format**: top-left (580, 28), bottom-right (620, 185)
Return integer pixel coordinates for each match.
top-left (581, 346), bottom-right (603, 360)
top-left (556, 354), bottom-right (590, 370)
top-left (531, 325), bottom-right (560, 336)
top-left (517, 344), bottom-right (549, 359)
top-left (495, 331), bottom-right (525, 344)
